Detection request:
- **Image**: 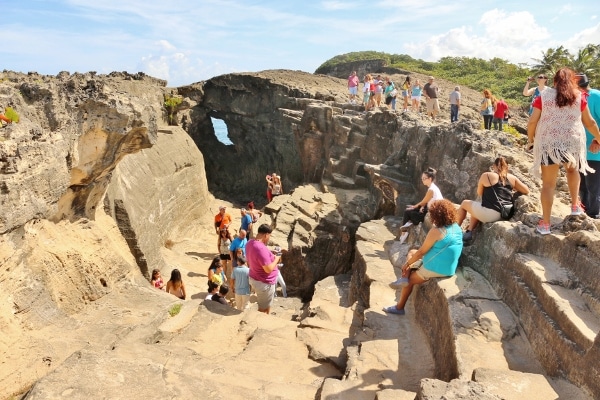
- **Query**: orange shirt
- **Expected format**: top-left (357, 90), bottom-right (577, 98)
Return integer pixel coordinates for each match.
top-left (214, 212), bottom-right (232, 229)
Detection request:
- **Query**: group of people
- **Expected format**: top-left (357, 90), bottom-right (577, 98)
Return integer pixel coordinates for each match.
top-left (386, 160), bottom-right (529, 314)
top-left (479, 89), bottom-right (510, 130)
top-left (385, 66), bottom-right (600, 315)
top-left (350, 72), bottom-right (425, 114)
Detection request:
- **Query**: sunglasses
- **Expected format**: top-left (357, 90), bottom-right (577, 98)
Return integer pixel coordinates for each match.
top-left (537, 76), bottom-right (546, 79)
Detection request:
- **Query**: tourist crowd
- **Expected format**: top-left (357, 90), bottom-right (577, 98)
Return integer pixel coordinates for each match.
top-left (149, 67), bottom-right (600, 320)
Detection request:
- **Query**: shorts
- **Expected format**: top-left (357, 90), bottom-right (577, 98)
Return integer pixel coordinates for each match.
top-left (426, 98), bottom-right (440, 113)
top-left (220, 253), bottom-right (231, 260)
top-left (349, 86), bottom-right (358, 95)
top-left (402, 90), bottom-right (409, 97)
top-left (385, 96), bottom-right (393, 105)
top-left (411, 95), bottom-right (421, 101)
top-left (469, 201), bottom-right (501, 223)
top-left (249, 277), bottom-right (275, 310)
top-left (415, 265), bottom-right (448, 280)
top-left (363, 92), bottom-right (371, 103)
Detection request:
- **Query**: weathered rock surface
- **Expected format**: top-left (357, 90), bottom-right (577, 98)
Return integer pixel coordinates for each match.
top-left (1, 66), bottom-right (599, 400)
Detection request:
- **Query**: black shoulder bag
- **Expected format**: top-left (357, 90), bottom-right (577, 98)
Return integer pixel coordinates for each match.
top-left (488, 175), bottom-right (514, 220)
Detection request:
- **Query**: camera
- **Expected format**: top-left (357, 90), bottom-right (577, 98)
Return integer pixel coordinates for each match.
top-left (527, 77), bottom-right (533, 82)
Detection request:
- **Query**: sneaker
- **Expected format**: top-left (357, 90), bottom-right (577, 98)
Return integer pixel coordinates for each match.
top-left (571, 205), bottom-right (584, 216)
top-left (536, 221), bottom-right (551, 235)
top-left (383, 306), bottom-right (405, 315)
top-left (398, 231), bottom-right (409, 245)
top-left (401, 221), bottom-right (413, 229)
top-left (462, 230), bottom-right (473, 241)
top-left (389, 277), bottom-right (409, 289)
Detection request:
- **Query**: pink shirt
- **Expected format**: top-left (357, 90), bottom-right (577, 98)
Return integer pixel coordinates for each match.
top-left (246, 239), bottom-right (278, 284)
top-left (348, 75), bottom-right (359, 88)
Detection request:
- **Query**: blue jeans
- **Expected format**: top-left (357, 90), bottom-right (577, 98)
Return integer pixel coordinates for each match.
top-left (580, 160), bottom-right (600, 217)
top-left (492, 117), bottom-right (503, 131)
top-left (482, 115), bottom-right (493, 130)
top-left (450, 104), bottom-right (459, 122)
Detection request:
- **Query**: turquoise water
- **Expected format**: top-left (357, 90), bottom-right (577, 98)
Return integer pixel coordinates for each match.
top-left (211, 117), bottom-right (233, 145)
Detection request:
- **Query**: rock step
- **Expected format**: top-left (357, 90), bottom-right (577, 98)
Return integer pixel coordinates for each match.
top-left (509, 253), bottom-right (600, 351)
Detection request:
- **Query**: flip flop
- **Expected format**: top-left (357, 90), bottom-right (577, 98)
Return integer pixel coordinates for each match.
top-left (383, 306), bottom-right (405, 315)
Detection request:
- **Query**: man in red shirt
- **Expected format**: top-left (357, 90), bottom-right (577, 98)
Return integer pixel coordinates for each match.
top-left (493, 99), bottom-right (509, 131)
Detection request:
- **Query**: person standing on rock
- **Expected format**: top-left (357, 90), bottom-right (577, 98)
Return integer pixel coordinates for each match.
top-left (449, 86), bottom-right (461, 123)
top-left (363, 74), bottom-right (373, 111)
top-left (577, 73), bottom-right (600, 219)
top-left (493, 98), bottom-right (509, 131)
top-left (214, 206), bottom-right (232, 234)
top-left (423, 76), bottom-right (439, 120)
top-left (246, 224), bottom-right (282, 314)
top-left (348, 71), bottom-right (359, 104)
top-left (231, 255), bottom-right (251, 310)
top-left (527, 68), bottom-right (600, 235)
top-left (240, 208), bottom-right (253, 237)
top-left (411, 79), bottom-right (423, 113)
top-left (523, 74), bottom-right (548, 115)
top-left (385, 199), bottom-right (463, 315)
top-left (480, 89), bottom-right (494, 130)
top-left (218, 228), bottom-right (233, 281)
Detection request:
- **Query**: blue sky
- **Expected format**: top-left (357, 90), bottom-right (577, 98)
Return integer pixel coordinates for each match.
top-left (3, 0), bottom-right (599, 86)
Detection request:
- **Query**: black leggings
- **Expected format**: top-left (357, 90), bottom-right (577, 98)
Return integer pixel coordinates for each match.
top-left (483, 115), bottom-right (493, 130)
top-left (402, 207), bottom-right (427, 226)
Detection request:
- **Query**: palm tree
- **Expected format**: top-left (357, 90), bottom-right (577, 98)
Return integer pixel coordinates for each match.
top-left (531, 46), bottom-right (571, 77)
top-left (570, 44), bottom-right (600, 83)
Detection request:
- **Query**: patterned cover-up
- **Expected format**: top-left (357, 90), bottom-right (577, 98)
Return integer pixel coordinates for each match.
top-left (531, 87), bottom-right (593, 178)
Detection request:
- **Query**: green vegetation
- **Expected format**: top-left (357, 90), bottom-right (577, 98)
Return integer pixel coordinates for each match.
top-left (5, 107), bottom-right (19, 123)
top-left (317, 44), bottom-right (600, 110)
top-left (168, 303), bottom-right (182, 317)
top-left (164, 95), bottom-right (182, 126)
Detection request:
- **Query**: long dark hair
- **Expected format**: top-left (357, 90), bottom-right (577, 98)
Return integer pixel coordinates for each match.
top-left (554, 68), bottom-right (579, 108)
top-left (208, 256), bottom-right (221, 272)
top-left (494, 156), bottom-right (508, 184)
top-left (423, 167), bottom-right (437, 181)
top-left (169, 269), bottom-right (182, 289)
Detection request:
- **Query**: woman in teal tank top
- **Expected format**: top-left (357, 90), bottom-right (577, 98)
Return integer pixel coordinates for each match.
top-left (384, 199), bottom-right (463, 315)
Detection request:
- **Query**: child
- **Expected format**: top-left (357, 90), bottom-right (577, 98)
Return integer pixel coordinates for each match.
top-left (231, 255), bottom-right (251, 310)
top-left (211, 284), bottom-right (230, 305)
top-left (205, 281), bottom-right (220, 300)
top-left (151, 269), bottom-right (165, 290)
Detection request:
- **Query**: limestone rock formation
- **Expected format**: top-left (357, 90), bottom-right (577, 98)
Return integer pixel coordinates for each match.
top-left (1, 65), bottom-right (599, 400)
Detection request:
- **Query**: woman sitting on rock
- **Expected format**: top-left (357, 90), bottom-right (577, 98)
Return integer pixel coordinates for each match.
top-left (385, 199), bottom-right (463, 315)
top-left (398, 167), bottom-right (442, 244)
top-left (207, 256), bottom-right (226, 288)
top-left (457, 156), bottom-right (530, 241)
top-left (166, 269), bottom-right (186, 300)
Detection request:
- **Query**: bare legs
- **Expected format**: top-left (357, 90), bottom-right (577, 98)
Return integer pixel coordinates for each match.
top-left (456, 199), bottom-right (480, 232)
top-left (394, 250), bottom-right (427, 311)
top-left (540, 163), bottom-right (580, 225)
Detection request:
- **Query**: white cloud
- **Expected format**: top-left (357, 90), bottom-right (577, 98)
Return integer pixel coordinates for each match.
top-left (405, 9), bottom-right (552, 65)
top-left (321, 1), bottom-right (356, 10)
top-left (564, 23), bottom-right (600, 53)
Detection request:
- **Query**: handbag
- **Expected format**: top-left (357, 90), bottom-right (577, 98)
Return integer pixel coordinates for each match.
top-left (488, 175), bottom-right (514, 220)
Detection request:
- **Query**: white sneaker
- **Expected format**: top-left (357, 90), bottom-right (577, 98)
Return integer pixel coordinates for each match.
top-left (401, 221), bottom-right (413, 229)
top-left (398, 231), bottom-right (409, 245)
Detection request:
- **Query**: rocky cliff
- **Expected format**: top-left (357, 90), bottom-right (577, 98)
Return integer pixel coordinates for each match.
top-left (1, 66), bottom-right (599, 400)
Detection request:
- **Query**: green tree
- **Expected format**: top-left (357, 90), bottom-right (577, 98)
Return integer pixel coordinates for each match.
top-left (531, 45), bottom-right (571, 77)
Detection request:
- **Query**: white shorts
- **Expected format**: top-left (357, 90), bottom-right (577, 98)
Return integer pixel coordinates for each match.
top-left (469, 201), bottom-right (501, 223)
top-left (411, 95), bottom-right (421, 101)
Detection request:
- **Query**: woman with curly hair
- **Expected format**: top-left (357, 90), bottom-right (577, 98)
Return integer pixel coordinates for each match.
top-left (384, 199), bottom-right (463, 315)
top-left (527, 67), bottom-right (600, 235)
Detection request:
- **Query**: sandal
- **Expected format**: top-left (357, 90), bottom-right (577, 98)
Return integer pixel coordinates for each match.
top-left (383, 306), bottom-right (405, 315)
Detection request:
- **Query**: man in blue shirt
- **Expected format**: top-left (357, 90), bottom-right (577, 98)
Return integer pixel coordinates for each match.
top-left (240, 208), bottom-right (253, 237)
top-left (578, 74), bottom-right (600, 219)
